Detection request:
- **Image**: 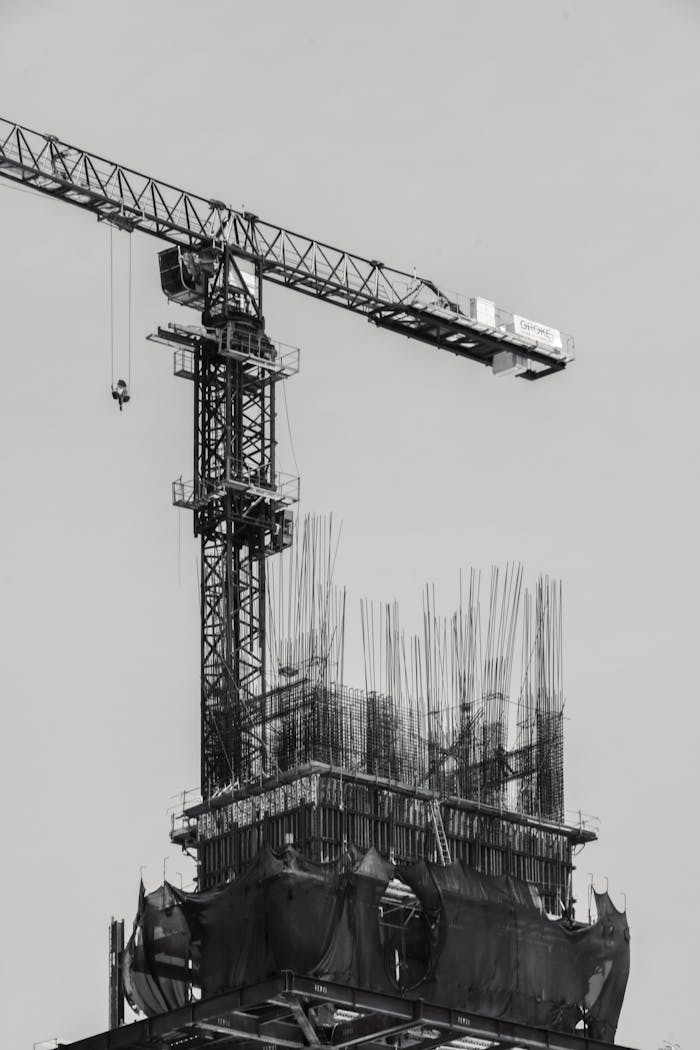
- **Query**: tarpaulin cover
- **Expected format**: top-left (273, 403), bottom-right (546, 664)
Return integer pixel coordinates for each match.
top-left (123, 846), bottom-right (629, 1041)
top-left (122, 881), bottom-right (190, 1017)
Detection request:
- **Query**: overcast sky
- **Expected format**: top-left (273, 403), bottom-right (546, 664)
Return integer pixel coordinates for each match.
top-left (0, 3), bottom-right (697, 1048)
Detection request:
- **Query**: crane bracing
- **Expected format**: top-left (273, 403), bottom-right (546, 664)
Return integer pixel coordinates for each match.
top-left (0, 118), bottom-right (575, 827)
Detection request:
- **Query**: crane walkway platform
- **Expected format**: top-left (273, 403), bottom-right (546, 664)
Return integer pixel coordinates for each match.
top-left (147, 323), bottom-right (301, 380)
top-left (172, 470), bottom-right (299, 511)
top-left (56, 971), bottom-right (637, 1050)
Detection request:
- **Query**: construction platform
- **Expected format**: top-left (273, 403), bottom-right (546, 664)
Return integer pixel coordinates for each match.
top-left (57, 971), bottom-right (638, 1050)
top-left (174, 758), bottom-right (595, 909)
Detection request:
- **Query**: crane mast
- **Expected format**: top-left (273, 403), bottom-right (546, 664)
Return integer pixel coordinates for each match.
top-left (153, 246), bottom-right (299, 795)
top-left (0, 116), bottom-right (575, 868)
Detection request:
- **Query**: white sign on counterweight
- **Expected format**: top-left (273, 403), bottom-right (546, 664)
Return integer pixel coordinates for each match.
top-left (511, 314), bottom-right (563, 351)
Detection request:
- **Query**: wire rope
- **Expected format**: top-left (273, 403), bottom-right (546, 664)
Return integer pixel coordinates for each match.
top-left (177, 510), bottom-right (183, 587)
top-left (128, 232), bottom-right (133, 388)
top-left (109, 224), bottom-right (115, 387)
top-left (281, 381), bottom-right (300, 478)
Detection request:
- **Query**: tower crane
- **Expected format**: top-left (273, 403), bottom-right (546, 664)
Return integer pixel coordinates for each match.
top-left (0, 118), bottom-right (574, 816)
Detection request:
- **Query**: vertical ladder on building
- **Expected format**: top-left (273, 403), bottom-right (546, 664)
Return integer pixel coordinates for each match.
top-left (429, 798), bottom-right (451, 865)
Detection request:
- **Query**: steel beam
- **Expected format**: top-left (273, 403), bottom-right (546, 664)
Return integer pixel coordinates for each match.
top-left (281, 995), bottom-right (321, 1046)
top-left (331, 1003), bottom-right (423, 1047)
top-left (58, 972), bottom-right (640, 1050)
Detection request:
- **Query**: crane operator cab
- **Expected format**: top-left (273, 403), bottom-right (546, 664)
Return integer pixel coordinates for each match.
top-left (159, 245), bottom-right (214, 311)
top-left (111, 379), bottom-right (130, 411)
top-left (159, 244), bottom-right (259, 319)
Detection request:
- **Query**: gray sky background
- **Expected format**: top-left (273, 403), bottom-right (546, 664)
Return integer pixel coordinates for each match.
top-left (0, 2), bottom-right (697, 1047)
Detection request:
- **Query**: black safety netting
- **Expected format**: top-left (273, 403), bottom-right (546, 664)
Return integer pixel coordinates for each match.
top-left (122, 881), bottom-right (190, 1017)
top-left (123, 845), bottom-right (629, 1041)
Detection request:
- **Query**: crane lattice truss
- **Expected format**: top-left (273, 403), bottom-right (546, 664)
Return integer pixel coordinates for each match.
top-left (0, 118), bottom-right (573, 801)
top-left (0, 119), bottom-right (573, 375)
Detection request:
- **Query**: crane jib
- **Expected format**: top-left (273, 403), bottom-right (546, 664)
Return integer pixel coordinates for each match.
top-left (0, 117), bottom-right (574, 379)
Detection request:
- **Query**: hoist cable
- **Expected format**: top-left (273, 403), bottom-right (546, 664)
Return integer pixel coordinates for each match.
top-left (128, 233), bottom-right (133, 388)
top-left (177, 510), bottom-right (182, 587)
top-left (109, 224), bottom-right (115, 386)
top-left (282, 381), bottom-right (300, 478)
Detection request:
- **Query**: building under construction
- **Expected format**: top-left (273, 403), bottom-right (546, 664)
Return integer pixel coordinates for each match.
top-left (117, 525), bottom-right (630, 1048)
top-left (0, 119), bottom-right (634, 1050)
top-left (175, 523), bottom-right (577, 915)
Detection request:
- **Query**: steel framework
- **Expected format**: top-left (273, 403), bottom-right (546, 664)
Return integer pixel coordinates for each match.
top-left (0, 116), bottom-right (572, 810)
top-left (58, 971), bottom-right (637, 1050)
top-left (0, 118), bottom-right (573, 378)
top-left (156, 250), bottom-right (298, 793)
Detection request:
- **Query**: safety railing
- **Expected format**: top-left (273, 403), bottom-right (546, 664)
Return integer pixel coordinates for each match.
top-left (217, 327), bottom-right (300, 378)
top-left (173, 470), bottom-right (299, 509)
top-left (172, 477), bottom-right (224, 509)
top-left (565, 809), bottom-right (601, 836)
top-left (148, 322), bottom-right (300, 379)
top-left (224, 467), bottom-right (299, 505)
top-left (173, 347), bottom-right (196, 379)
top-left (389, 285), bottom-right (575, 367)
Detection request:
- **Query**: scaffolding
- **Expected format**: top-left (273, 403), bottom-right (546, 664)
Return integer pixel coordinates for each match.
top-left (172, 521), bottom-right (580, 911)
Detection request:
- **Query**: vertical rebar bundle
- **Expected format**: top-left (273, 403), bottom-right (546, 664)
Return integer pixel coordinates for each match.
top-left (257, 519), bottom-right (564, 822)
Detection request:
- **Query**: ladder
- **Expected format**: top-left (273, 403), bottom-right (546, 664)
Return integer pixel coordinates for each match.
top-left (429, 798), bottom-right (451, 865)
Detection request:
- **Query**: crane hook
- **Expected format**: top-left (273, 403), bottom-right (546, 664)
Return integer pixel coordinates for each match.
top-left (111, 379), bottom-right (131, 411)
